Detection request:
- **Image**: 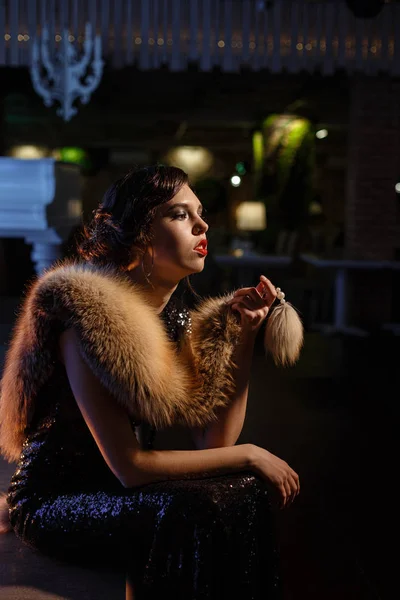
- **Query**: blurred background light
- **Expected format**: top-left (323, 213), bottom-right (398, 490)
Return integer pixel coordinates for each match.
top-left (235, 161), bottom-right (247, 176)
top-left (236, 201), bottom-right (266, 230)
top-left (67, 198), bottom-right (83, 218)
top-left (164, 146), bottom-right (213, 181)
top-left (230, 175), bottom-right (241, 187)
top-left (53, 147), bottom-right (87, 166)
top-left (316, 128), bottom-right (328, 139)
top-left (10, 145), bottom-right (48, 159)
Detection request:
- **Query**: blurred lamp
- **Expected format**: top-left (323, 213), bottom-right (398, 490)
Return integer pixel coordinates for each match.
top-left (67, 198), bottom-right (83, 218)
top-left (395, 182), bottom-right (400, 194)
top-left (309, 201), bottom-right (323, 216)
top-left (316, 129), bottom-right (328, 139)
top-left (10, 145), bottom-right (48, 159)
top-left (236, 202), bottom-right (266, 231)
top-left (230, 175), bottom-right (241, 187)
top-left (164, 146), bottom-right (213, 181)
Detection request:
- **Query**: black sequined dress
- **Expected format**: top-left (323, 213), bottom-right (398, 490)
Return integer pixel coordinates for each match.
top-left (6, 297), bottom-right (281, 599)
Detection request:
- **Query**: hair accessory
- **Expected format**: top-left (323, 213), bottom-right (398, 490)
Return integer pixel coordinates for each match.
top-left (275, 287), bottom-right (286, 304)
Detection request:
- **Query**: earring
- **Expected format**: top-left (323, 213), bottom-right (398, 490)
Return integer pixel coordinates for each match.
top-left (141, 248), bottom-right (154, 280)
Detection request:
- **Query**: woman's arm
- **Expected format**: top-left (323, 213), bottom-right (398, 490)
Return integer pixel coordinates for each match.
top-left (191, 331), bottom-right (256, 450)
top-left (191, 277), bottom-right (278, 450)
top-left (59, 328), bottom-right (254, 489)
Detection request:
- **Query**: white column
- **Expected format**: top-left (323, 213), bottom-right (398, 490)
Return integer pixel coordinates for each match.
top-left (30, 241), bottom-right (62, 275)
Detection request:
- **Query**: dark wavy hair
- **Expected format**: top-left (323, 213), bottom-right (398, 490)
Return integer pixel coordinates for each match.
top-left (77, 165), bottom-right (189, 269)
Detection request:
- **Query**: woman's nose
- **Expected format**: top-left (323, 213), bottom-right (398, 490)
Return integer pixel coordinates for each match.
top-left (194, 219), bottom-right (208, 234)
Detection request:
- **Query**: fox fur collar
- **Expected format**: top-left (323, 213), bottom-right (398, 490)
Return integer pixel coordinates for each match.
top-left (0, 260), bottom-right (244, 462)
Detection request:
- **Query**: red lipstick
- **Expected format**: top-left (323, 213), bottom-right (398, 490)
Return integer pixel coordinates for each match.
top-left (194, 240), bottom-right (208, 256)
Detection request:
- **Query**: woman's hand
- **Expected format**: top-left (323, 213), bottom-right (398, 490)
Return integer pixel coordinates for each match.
top-left (226, 275), bottom-right (277, 337)
top-left (249, 444), bottom-right (300, 509)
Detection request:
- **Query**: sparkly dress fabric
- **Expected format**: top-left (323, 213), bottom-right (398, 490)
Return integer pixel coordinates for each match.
top-left (6, 297), bottom-right (281, 599)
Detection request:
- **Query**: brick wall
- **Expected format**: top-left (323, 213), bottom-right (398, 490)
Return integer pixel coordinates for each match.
top-left (345, 76), bottom-right (400, 327)
top-left (346, 76), bottom-right (400, 261)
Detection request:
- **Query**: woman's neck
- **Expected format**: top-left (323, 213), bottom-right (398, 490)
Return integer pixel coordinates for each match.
top-left (123, 267), bottom-right (178, 314)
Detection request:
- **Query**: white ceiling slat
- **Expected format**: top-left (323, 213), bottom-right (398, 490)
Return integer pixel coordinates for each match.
top-left (0, 0), bottom-right (398, 76)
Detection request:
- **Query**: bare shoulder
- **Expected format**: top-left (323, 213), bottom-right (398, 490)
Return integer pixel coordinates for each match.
top-left (58, 327), bottom-right (76, 364)
top-left (58, 326), bottom-right (102, 399)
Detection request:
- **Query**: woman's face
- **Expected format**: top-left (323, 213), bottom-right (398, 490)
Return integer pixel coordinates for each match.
top-left (148, 184), bottom-right (209, 283)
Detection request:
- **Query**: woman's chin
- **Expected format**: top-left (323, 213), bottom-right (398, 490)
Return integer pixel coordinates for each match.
top-left (183, 261), bottom-right (206, 276)
top-left (192, 260), bottom-right (207, 273)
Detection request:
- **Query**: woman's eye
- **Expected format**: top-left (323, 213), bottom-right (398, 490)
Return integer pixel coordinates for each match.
top-left (172, 211), bottom-right (206, 222)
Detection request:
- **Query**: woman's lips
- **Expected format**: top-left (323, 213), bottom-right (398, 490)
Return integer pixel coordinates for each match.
top-left (194, 240), bottom-right (208, 256)
top-left (194, 248), bottom-right (208, 256)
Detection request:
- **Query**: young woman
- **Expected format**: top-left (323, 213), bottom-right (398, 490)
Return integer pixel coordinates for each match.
top-left (0, 165), bottom-right (303, 599)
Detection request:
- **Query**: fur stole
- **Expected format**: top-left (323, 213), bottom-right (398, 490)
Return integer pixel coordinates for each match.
top-left (0, 260), bottom-right (245, 463)
top-left (0, 259), bottom-right (304, 467)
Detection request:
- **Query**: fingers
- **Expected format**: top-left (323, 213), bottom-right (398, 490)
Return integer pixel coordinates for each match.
top-left (278, 483), bottom-right (288, 509)
top-left (230, 303), bottom-right (241, 314)
top-left (227, 276), bottom-right (277, 309)
top-left (227, 289), bottom-right (267, 311)
top-left (292, 469), bottom-right (300, 495)
top-left (286, 473), bottom-right (299, 507)
top-left (226, 291), bottom-right (264, 312)
top-left (258, 276), bottom-right (277, 304)
top-left (229, 287), bottom-right (264, 303)
top-left (282, 480), bottom-right (292, 509)
top-left (235, 294), bottom-right (262, 312)
top-left (279, 470), bottom-right (300, 509)
top-left (260, 451), bottom-right (300, 510)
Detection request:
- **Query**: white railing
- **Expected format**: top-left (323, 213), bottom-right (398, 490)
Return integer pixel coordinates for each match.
top-left (1, 0), bottom-right (400, 76)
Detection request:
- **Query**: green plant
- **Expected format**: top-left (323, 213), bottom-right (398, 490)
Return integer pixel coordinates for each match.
top-left (253, 113), bottom-right (316, 249)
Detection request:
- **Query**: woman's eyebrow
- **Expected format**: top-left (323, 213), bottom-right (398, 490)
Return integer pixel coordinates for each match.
top-left (166, 202), bottom-right (203, 213)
